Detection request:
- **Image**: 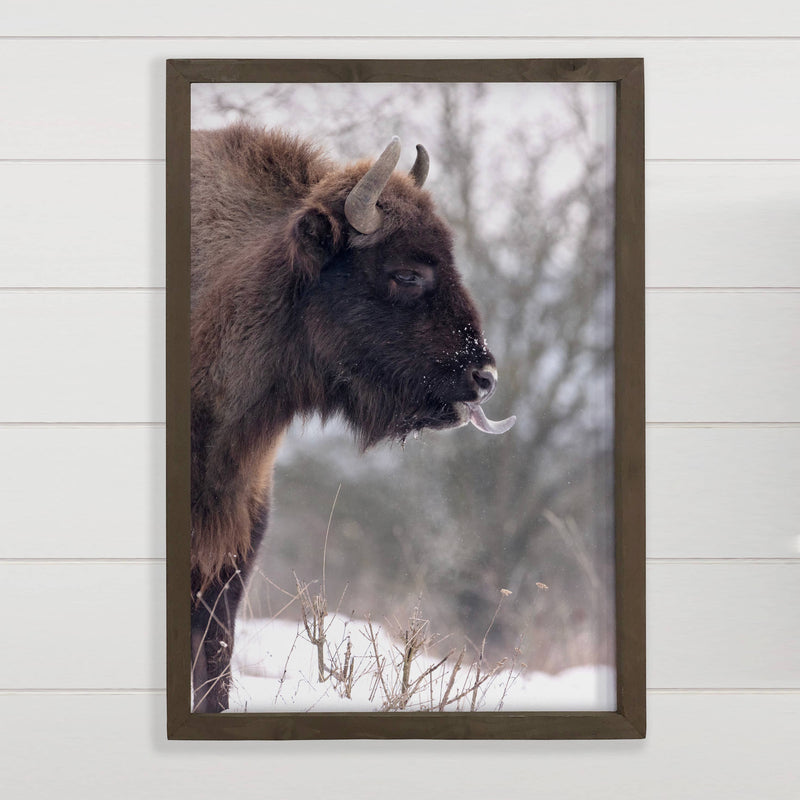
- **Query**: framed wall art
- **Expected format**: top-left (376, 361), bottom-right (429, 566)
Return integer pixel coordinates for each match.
top-left (166, 58), bottom-right (645, 739)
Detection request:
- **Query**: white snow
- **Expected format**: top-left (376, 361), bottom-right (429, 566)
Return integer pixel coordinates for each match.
top-left (227, 615), bottom-right (615, 713)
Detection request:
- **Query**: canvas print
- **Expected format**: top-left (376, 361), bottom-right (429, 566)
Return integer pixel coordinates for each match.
top-left (188, 80), bottom-right (616, 715)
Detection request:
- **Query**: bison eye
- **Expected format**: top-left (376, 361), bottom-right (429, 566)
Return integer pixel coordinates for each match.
top-left (386, 263), bottom-right (435, 300)
top-left (392, 270), bottom-right (422, 286)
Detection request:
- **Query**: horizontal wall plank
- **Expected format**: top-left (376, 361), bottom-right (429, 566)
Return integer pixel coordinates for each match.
top-left (0, 40), bottom-right (798, 160)
top-left (1, 564), bottom-right (164, 689)
top-left (4, 291), bottom-right (797, 423)
top-left (647, 292), bottom-right (800, 422)
top-left (1, 0), bottom-right (798, 37)
top-left (1, 693), bottom-right (799, 798)
top-left (3, 425), bottom-right (796, 560)
top-left (0, 291), bottom-right (164, 422)
top-left (0, 426), bottom-right (165, 558)
top-left (6, 160), bottom-right (799, 289)
top-left (648, 427), bottom-right (800, 558)
top-left (2, 563), bottom-right (797, 689)
top-left (647, 162), bottom-right (800, 288)
top-left (0, 162), bottom-right (164, 288)
top-left (648, 563), bottom-right (800, 688)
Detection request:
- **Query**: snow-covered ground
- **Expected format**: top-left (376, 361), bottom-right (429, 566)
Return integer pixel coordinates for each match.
top-left (227, 615), bottom-right (616, 713)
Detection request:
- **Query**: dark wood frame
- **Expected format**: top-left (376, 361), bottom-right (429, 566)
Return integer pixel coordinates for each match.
top-left (166, 58), bottom-right (645, 740)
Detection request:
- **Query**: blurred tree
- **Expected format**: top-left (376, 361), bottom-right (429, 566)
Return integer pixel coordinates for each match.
top-left (413, 84), bottom-right (616, 667)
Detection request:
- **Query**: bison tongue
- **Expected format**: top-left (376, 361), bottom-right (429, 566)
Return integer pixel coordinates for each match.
top-left (468, 404), bottom-right (516, 435)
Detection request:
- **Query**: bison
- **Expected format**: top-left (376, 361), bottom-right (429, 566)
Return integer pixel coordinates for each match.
top-left (190, 124), bottom-right (515, 712)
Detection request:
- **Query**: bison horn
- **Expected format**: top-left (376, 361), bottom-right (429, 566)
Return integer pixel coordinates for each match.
top-left (345, 136), bottom-right (402, 234)
top-left (409, 144), bottom-right (429, 187)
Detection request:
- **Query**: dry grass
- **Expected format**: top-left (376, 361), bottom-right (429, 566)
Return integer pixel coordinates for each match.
top-left (268, 579), bottom-right (522, 712)
top-left (237, 486), bottom-right (530, 711)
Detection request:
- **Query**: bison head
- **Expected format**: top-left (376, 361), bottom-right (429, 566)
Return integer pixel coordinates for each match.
top-left (290, 137), bottom-right (516, 448)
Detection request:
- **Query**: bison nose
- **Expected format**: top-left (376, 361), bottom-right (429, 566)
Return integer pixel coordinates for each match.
top-left (471, 365), bottom-right (497, 403)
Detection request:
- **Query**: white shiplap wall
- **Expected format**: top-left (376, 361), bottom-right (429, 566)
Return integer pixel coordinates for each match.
top-left (1, 3), bottom-right (799, 797)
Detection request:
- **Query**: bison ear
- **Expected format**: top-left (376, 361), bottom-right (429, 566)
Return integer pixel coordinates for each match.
top-left (288, 207), bottom-right (342, 280)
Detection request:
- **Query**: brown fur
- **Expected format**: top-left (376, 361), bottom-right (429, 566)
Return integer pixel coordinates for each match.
top-left (189, 123), bottom-right (496, 711)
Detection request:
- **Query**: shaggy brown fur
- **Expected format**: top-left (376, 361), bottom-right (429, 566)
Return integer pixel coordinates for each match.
top-left (190, 124), bottom-right (496, 711)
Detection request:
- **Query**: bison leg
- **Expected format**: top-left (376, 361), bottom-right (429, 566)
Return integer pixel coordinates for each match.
top-left (189, 502), bottom-right (269, 712)
top-left (190, 564), bottom-right (246, 712)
